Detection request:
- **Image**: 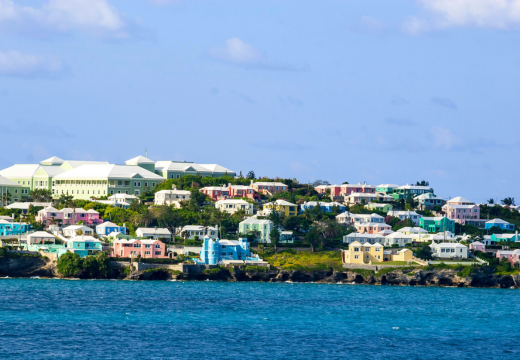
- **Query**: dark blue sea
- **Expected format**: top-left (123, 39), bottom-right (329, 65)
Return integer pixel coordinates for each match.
top-left (0, 279), bottom-right (518, 359)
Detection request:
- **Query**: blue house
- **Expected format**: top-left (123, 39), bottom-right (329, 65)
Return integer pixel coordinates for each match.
top-left (57, 235), bottom-right (103, 258)
top-left (199, 237), bottom-right (259, 265)
top-left (485, 219), bottom-right (515, 231)
top-left (0, 220), bottom-right (31, 236)
top-left (96, 221), bottom-right (127, 236)
top-left (300, 201), bottom-right (345, 214)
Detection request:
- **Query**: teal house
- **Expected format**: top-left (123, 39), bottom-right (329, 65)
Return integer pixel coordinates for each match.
top-left (391, 184), bottom-right (434, 201)
top-left (57, 235), bottom-right (103, 258)
top-left (419, 216), bottom-right (455, 233)
top-left (490, 233), bottom-right (519, 243)
top-left (375, 184), bottom-right (399, 194)
top-left (0, 221), bottom-right (31, 236)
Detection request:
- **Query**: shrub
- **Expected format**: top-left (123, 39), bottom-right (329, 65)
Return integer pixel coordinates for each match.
top-left (57, 252), bottom-right (110, 278)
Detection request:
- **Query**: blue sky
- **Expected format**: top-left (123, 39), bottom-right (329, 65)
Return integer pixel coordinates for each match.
top-left (0, 0), bottom-right (519, 203)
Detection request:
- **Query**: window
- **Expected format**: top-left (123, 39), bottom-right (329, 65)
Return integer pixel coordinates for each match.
top-left (110, 190), bottom-right (114, 195)
top-left (152, 183), bottom-right (155, 187)
top-left (354, 255), bottom-right (359, 259)
top-left (176, 175), bottom-right (180, 179)
top-left (145, 182), bottom-right (148, 187)
top-left (155, 251), bottom-right (161, 255)
top-left (155, 244), bottom-right (160, 249)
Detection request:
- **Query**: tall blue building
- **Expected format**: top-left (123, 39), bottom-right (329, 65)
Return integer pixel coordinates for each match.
top-left (199, 237), bottom-right (258, 265)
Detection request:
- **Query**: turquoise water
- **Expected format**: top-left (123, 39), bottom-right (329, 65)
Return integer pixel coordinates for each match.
top-left (0, 279), bottom-right (519, 359)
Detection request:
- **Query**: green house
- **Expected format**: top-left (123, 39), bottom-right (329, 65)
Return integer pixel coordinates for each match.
top-left (238, 218), bottom-right (274, 244)
top-left (418, 216), bottom-right (455, 233)
top-left (375, 184), bottom-right (399, 194)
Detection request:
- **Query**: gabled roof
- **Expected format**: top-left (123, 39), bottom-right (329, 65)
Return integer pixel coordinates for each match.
top-left (470, 241), bottom-right (484, 246)
top-left (0, 175), bottom-right (21, 187)
top-left (486, 218), bottom-right (510, 224)
top-left (264, 199), bottom-right (297, 207)
top-left (0, 164), bottom-right (41, 179)
top-left (240, 218), bottom-right (272, 225)
top-left (63, 225), bottom-right (92, 231)
top-left (447, 196), bottom-right (474, 204)
top-left (376, 184), bottom-right (399, 188)
top-left (216, 199), bottom-right (250, 205)
top-left (97, 221), bottom-right (120, 228)
top-left (155, 161), bottom-right (211, 173)
top-left (136, 227), bottom-right (172, 235)
top-left (125, 156), bottom-right (155, 164)
top-left (27, 231), bottom-right (55, 238)
top-left (199, 164), bottom-right (234, 173)
top-left (252, 181), bottom-right (287, 187)
top-left (40, 156), bottom-right (65, 165)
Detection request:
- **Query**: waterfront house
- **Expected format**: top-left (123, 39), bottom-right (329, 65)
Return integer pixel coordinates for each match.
top-left (418, 216), bottom-right (455, 233)
top-left (496, 249), bottom-right (520, 266)
top-left (238, 218), bottom-right (274, 243)
top-left (387, 210), bottom-right (421, 225)
top-left (429, 241), bottom-right (468, 259)
top-left (136, 227), bottom-right (172, 241)
top-left (391, 184), bottom-right (434, 201)
top-left (57, 235), bottom-right (102, 258)
top-left (63, 225), bottom-right (94, 238)
top-left (179, 225), bottom-right (218, 240)
top-left (342, 241), bottom-right (385, 264)
top-left (215, 199), bottom-right (254, 215)
top-left (262, 199), bottom-right (298, 217)
top-left (485, 219), bottom-right (515, 231)
top-left (300, 201), bottom-right (345, 214)
top-left (96, 221), bottom-right (127, 236)
top-left (469, 241), bottom-right (485, 252)
top-left (112, 239), bottom-right (166, 258)
top-left (199, 237), bottom-right (259, 265)
top-left (365, 202), bottom-right (393, 213)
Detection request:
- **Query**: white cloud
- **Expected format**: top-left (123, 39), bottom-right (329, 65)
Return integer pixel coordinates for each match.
top-left (0, 0), bottom-right (130, 39)
top-left (209, 38), bottom-right (296, 71)
top-left (0, 51), bottom-right (63, 77)
top-left (404, 0), bottom-right (520, 34)
top-left (431, 126), bottom-right (460, 150)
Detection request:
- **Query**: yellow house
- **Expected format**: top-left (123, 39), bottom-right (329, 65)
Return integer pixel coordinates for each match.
top-left (263, 199), bottom-right (298, 217)
top-left (392, 248), bottom-right (413, 262)
top-left (342, 241), bottom-right (385, 264)
top-left (342, 241), bottom-right (414, 264)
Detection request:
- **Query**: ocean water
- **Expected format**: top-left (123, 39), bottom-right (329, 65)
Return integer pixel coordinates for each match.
top-left (0, 279), bottom-right (519, 359)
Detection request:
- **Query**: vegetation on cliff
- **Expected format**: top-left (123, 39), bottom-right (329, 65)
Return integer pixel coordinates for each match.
top-left (57, 252), bottom-right (110, 278)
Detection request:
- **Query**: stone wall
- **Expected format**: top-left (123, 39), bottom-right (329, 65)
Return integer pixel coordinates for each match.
top-left (343, 263), bottom-right (417, 271)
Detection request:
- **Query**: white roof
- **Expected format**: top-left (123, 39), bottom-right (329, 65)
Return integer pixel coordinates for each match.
top-left (40, 156), bottom-right (65, 165)
top-left (357, 222), bottom-right (391, 227)
top-left (446, 204), bottom-right (478, 209)
top-left (368, 203), bottom-right (390, 208)
top-left (377, 229), bottom-right (394, 235)
top-left (5, 202), bottom-right (51, 210)
top-left (27, 231), bottom-right (55, 238)
top-left (156, 189), bottom-right (191, 195)
top-left (470, 241), bottom-right (484, 246)
top-left (397, 227), bottom-right (428, 233)
top-left (87, 209), bottom-right (99, 214)
top-left (377, 184), bottom-right (399, 188)
top-left (125, 155), bottom-right (155, 164)
top-left (434, 242), bottom-right (468, 248)
top-left (347, 192), bottom-right (378, 197)
top-left (346, 233), bottom-right (384, 239)
top-left (182, 225), bottom-right (217, 231)
top-left (396, 184), bottom-right (432, 190)
top-left (69, 235), bottom-right (100, 243)
top-left (351, 213), bottom-right (384, 219)
top-left (219, 239), bottom-right (241, 246)
top-left (253, 181), bottom-right (287, 187)
top-left (303, 201), bottom-right (343, 207)
top-left (0, 164), bottom-right (41, 179)
top-left (198, 164), bottom-right (235, 173)
top-left (421, 216), bottom-right (447, 221)
top-left (0, 175), bottom-right (21, 187)
top-left (63, 225), bottom-right (92, 231)
top-left (336, 211), bottom-right (353, 218)
top-left (108, 194), bottom-right (139, 200)
top-left (97, 221), bottom-right (120, 228)
top-left (264, 199), bottom-right (297, 207)
top-left (486, 218), bottom-right (509, 224)
top-left (414, 193), bottom-right (439, 200)
top-left (447, 196), bottom-right (474, 204)
top-left (387, 210), bottom-right (420, 216)
top-left (216, 199), bottom-right (250, 205)
top-left (53, 164), bottom-right (163, 180)
top-left (62, 208), bottom-right (88, 214)
top-left (136, 228), bottom-right (172, 235)
top-left (63, 160), bottom-right (109, 169)
top-left (240, 218), bottom-right (272, 225)
top-left (386, 232), bottom-right (413, 239)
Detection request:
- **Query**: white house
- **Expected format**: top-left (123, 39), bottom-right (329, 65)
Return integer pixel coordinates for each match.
top-left (154, 188), bottom-right (191, 206)
top-left (179, 225), bottom-right (218, 240)
top-left (215, 199), bottom-right (254, 215)
top-left (397, 227), bottom-right (428, 235)
top-left (344, 192), bottom-right (378, 205)
top-left (350, 213), bottom-right (385, 224)
top-left (26, 231), bottom-right (55, 245)
top-left (387, 210), bottom-right (421, 225)
top-left (63, 225), bottom-right (94, 238)
top-left (136, 227), bottom-right (172, 240)
top-left (430, 241), bottom-right (468, 259)
top-left (382, 232), bottom-right (413, 247)
top-left (108, 193), bottom-right (140, 205)
top-left (335, 211), bottom-right (353, 224)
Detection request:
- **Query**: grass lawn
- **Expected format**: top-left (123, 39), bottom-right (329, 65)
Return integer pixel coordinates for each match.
top-left (259, 250), bottom-right (343, 271)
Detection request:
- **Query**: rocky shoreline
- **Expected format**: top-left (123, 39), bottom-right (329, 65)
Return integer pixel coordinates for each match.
top-left (2, 256), bottom-right (519, 288)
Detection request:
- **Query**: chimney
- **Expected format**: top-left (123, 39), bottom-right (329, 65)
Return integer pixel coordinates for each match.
top-left (250, 180), bottom-right (253, 186)
top-left (12, 213), bottom-right (14, 219)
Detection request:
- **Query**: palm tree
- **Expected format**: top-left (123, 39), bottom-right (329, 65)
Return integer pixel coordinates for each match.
top-left (322, 221), bottom-right (339, 246)
top-left (210, 209), bottom-right (226, 239)
top-left (501, 197), bottom-right (516, 206)
top-left (2, 192), bottom-right (11, 206)
top-left (487, 198), bottom-right (495, 205)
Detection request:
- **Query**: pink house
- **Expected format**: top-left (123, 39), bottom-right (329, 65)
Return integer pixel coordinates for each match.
top-left (331, 183), bottom-right (375, 198)
top-left (314, 185), bottom-right (331, 194)
top-left (442, 197), bottom-right (481, 225)
top-left (201, 184), bottom-right (259, 201)
top-left (356, 222), bottom-right (392, 234)
top-left (111, 239), bottom-right (167, 258)
top-left (469, 241), bottom-right (485, 252)
top-left (496, 249), bottom-right (520, 266)
top-left (36, 206), bottom-right (102, 226)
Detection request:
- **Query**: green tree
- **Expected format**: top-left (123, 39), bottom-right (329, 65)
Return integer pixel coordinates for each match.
top-left (210, 209), bottom-right (226, 239)
top-left (305, 227), bottom-right (321, 253)
top-left (269, 227), bottom-right (280, 251)
top-left (415, 245), bottom-right (433, 260)
top-left (56, 252), bottom-right (84, 277)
